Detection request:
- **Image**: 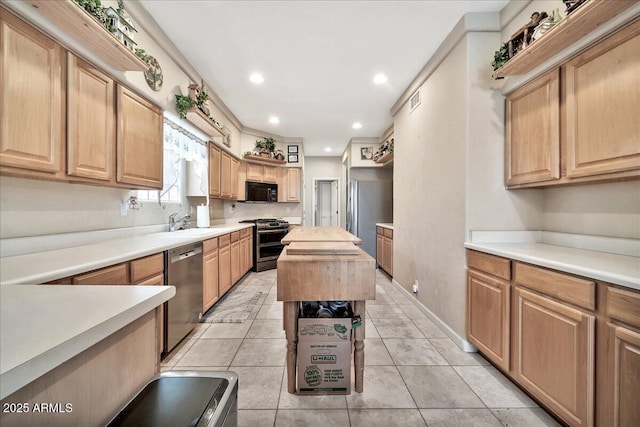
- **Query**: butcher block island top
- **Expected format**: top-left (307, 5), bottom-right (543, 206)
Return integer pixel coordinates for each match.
top-left (277, 227), bottom-right (375, 394)
top-left (281, 226), bottom-right (362, 245)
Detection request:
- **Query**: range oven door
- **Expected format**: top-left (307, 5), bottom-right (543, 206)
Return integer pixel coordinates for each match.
top-left (256, 228), bottom-right (287, 262)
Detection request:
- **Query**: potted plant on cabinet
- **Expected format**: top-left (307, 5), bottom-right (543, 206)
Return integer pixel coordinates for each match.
top-left (255, 137), bottom-right (276, 158)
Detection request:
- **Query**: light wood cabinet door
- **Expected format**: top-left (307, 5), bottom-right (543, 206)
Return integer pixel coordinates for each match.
top-left (513, 287), bottom-right (594, 427)
top-left (72, 263), bottom-right (129, 285)
top-left (564, 21), bottom-right (640, 178)
top-left (230, 157), bottom-right (239, 199)
top-left (134, 273), bottom-right (164, 286)
top-left (203, 249), bottom-right (219, 312)
top-left (263, 165), bottom-right (277, 183)
top-left (67, 53), bottom-right (114, 181)
top-left (383, 236), bottom-right (393, 276)
top-left (246, 163), bottom-right (263, 181)
top-left (209, 143), bottom-right (221, 198)
top-left (612, 325), bottom-right (640, 427)
top-left (218, 239), bottom-right (231, 295)
top-left (505, 68), bottom-right (560, 186)
top-left (116, 85), bottom-right (163, 189)
top-left (0, 9), bottom-right (64, 175)
top-left (376, 233), bottom-right (384, 267)
top-left (466, 270), bottom-right (510, 371)
top-left (231, 240), bottom-right (241, 284)
top-left (129, 253), bottom-right (163, 283)
top-left (240, 236), bottom-right (248, 274)
top-left (287, 168), bottom-right (301, 202)
top-left (220, 151), bottom-right (231, 198)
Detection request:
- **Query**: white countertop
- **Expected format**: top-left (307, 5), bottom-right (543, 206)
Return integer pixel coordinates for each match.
top-left (376, 223), bottom-right (393, 230)
top-left (0, 284), bottom-right (175, 399)
top-left (465, 241), bottom-right (640, 291)
top-left (0, 224), bottom-right (253, 285)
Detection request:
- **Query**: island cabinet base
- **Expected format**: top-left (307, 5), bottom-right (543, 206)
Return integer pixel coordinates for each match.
top-left (0, 311), bottom-right (157, 426)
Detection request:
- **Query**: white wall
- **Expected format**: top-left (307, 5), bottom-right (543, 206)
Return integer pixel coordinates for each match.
top-left (303, 157), bottom-right (343, 226)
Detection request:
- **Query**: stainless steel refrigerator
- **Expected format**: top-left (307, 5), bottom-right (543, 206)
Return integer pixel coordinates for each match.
top-left (346, 180), bottom-right (393, 257)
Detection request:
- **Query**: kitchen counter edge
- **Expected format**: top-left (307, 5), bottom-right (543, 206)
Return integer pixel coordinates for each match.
top-left (465, 241), bottom-right (639, 291)
top-left (0, 224), bottom-right (253, 286)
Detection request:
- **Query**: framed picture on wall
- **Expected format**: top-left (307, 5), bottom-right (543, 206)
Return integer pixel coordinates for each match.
top-left (360, 147), bottom-right (373, 160)
top-left (288, 154), bottom-right (299, 163)
top-left (288, 145), bottom-right (298, 154)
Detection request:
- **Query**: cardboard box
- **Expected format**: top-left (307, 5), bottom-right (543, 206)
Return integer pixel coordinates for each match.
top-left (297, 318), bottom-right (352, 394)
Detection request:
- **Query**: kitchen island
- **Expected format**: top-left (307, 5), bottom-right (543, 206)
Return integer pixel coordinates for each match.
top-left (277, 227), bottom-right (374, 394)
top-left (0, 284), bottom-right (174, 426)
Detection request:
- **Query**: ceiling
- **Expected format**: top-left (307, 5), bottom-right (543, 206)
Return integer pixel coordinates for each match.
top-left (140, 1), bottom-right (508, 156)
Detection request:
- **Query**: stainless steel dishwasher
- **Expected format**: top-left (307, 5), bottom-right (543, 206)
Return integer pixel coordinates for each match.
top-left (165, 242), bottom-right (203, 354)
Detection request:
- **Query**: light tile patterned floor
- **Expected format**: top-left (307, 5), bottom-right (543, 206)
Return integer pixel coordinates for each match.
top-left (161, 269), bottom-right (560, 427)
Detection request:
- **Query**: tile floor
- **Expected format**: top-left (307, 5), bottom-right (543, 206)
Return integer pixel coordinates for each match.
top-left (161, 269), bottom-right (561, 427)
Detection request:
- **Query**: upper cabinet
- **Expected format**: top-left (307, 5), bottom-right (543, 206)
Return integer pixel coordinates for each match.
top-left (506, 22), bottom-right (640, 189)
top-left (277, 167), bottom-right (302, 203)
top-left (67, 53), bottom-right (114, 181)
top-left (505, 69), bottom-right (560, 186)
top-left (116, 86), bottom-right (163, 189)
top-left (0, 9), bottom-right (65, 177)
top-left (246, 162), bottom-right (277, 184)
top-left (0, 8), bottom-right (164, 190)
top-left (564, 20), bottom-right (640, 179)
top-left (209, 143), bottom-right (221, 198)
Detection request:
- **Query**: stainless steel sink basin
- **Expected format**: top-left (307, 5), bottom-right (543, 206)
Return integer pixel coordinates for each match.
top-left (160, 228), bottom-right (218, 237)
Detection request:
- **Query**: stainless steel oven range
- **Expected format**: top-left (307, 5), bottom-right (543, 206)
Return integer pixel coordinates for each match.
top-left (240, 218), bottom-right (289, 272)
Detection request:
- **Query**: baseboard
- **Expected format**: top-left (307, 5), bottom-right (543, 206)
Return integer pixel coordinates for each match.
top-left (391, 278), bottom-right (478, 353)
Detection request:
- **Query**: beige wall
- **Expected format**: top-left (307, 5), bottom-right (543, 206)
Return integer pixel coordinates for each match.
top-left (303, 157), bottom-right (343, 226)
top-left (393, 29), bottom-right (543, 338)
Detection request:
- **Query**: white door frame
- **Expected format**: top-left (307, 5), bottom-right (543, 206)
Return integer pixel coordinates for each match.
top-left (312, 177), bottom-right (340, 227)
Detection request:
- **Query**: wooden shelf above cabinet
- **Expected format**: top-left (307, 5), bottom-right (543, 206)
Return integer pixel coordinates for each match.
top-left (243, 154), bottom-right (286, 165)
top-left (375, 151), bottom-right (394, 164)
top-left (27, 0), bottom-right (148, 72)
top-left (186, 108), bottom-right (226, 138)
top-left (493, 0), bottom-right (637, 78)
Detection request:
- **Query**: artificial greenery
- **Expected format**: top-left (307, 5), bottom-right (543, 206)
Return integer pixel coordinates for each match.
top-left (492, 43), bottom-right (509, 77)
top-left (175, 95), bottom-right (194, 119)
top-left (74, 0), bottom-right (108, 25)
top-left (134, 48), bottom-right (151, 63)
top-left (255, 137), bottom-right (276, 152)
top-left (196, 86), bottom-right (209, 108)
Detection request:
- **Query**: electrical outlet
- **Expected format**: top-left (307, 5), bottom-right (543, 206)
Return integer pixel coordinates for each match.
top-left (412, 280), bottom-right (419, 293)
top-left (120, 201), bottom-right (128, 217)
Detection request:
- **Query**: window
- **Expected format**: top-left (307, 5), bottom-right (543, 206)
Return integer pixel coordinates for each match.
top-left (138, 117), bottom-right (207, 203)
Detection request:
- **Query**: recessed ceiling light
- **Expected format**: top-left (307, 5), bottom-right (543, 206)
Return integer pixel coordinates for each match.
top-left (269, 116), bottom-right (280, 124)
top-left (249, 72), bottom-right (264, 84)
top-left (373, 73), bottom-right (388, 84)
top-left (352, 122), bottom-right (362, 129)
top-left (325, 147), bottom-right (332, 152)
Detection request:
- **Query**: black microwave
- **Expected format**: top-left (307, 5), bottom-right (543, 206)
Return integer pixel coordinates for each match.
top-left (246, 181), bottom-right (277, 202)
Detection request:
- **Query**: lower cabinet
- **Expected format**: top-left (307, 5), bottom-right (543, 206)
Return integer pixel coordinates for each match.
top-left (230, 231), bottom-right (241, 284)
top-left (376, 226), bottom-right (393, 276)
top-left (466, 270), bottom-right (510, 371)
top-left (72, 263), bottom-right (129, 285)
top-left (466, 249), bottom-right (640, 427)
top-left (203, 237), bottom-right (219, 312)
top-left (512, 287), bottom-right (594, 427)
top-left (218, 234), bottom-right (231, 295)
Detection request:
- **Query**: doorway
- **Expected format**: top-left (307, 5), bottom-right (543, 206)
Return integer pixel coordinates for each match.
top-left (313, 178), bottom-right (339, 227)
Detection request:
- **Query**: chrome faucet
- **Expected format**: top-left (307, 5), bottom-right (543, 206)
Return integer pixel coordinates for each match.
top-left (169, 211), bottom-right (191, 232)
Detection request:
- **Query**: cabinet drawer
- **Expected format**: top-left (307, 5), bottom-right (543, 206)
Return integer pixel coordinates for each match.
top-left (514, 263), bottom-right (595, 311)
top-left (130, 253), bottom-right (163, 283)
top-left (135, 273), bottom-right (164, 286)
top-left (219, 234), bottom-right (231, 247)
top-left (230, 231), bottom-right (240, 242)
top-left (241, 228), bottom-right (251, 238)
top-left (607, 286), bottom-right (640, 329)
top-left (376, 226), bottom-right (383, 235)
top-left (73, 263), bottom-right (128, 285)
top-left (383, 228), bottom-right (393, 238)
top-left (203, 237), bottom-right (218, 254)
top-left (466, 250), bottom-right (511, 281)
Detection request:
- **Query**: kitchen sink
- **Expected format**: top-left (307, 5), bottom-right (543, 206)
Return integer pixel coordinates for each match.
top-left (159, 228), bottom-right (219, 237)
